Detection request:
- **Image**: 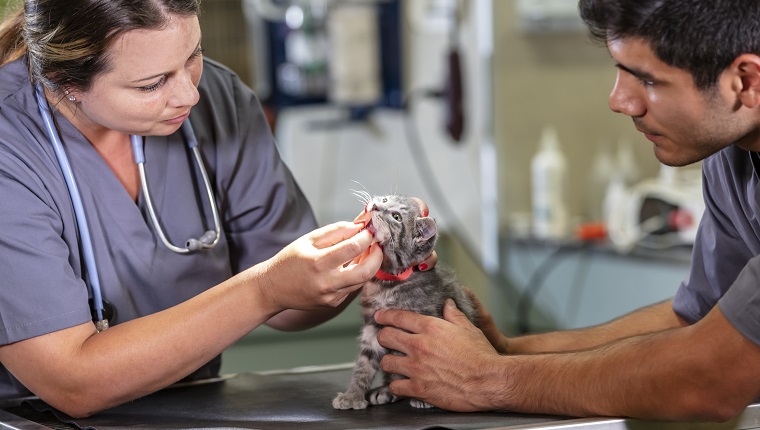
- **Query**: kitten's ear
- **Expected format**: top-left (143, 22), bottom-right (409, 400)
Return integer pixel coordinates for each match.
top-left (415, 217), bottom-right (437, 242)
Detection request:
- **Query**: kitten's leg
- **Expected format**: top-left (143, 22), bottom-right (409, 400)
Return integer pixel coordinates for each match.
top-left (409, 398), bottom-right (435, 409)
top-left (392, 371), bottom-right (434, 409)
top-left (371, 355), bottom-right (435, 409)
top-left (333, 326), bottom-right (382, 410)
top-left (367, 368), bottom-right (400, 406)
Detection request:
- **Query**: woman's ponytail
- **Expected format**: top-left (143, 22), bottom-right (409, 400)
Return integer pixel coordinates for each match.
top-left (0, 6), bottom-right (25, 67)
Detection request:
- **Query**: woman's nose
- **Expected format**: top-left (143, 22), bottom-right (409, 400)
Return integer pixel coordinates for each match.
top-left (608, 72), bottom-right (646, 118)
top-left (169, 72), bottom-right (200, 108)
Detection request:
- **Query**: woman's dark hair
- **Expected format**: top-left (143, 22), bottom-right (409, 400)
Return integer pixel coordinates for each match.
top-left (579, 0), bottom-right (760, 91)
top-left (0, 0), bottom-right (200, 93)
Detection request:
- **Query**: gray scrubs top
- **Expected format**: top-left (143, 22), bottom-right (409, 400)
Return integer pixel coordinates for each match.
top-left (673, 145), bottom-right (760, 345)
top-left (0, 57), bottom-right (317, 399)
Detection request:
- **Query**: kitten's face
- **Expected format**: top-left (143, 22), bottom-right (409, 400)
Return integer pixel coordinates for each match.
top-left (364, 195), bottom-right (437, 273)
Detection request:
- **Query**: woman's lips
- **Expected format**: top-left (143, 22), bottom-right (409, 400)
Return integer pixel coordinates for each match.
top-left (163, 111), bottom-right (190, 125)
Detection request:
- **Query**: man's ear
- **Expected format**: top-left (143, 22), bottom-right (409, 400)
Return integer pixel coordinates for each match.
top-left (731, 54), bottom-right (760, 108)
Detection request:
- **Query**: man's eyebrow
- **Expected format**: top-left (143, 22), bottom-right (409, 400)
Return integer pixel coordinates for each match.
top-left (615, 62), bottom-right (656, 82)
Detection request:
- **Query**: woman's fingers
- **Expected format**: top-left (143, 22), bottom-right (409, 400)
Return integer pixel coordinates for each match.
top-left (339, 242), bottom-right (383, 286)
top-left (309, 222), bottom-right (364, 249)
top-left (417, 250), bottom-right (437, 271)
top-left (353, 210), bottom-right (372, 226)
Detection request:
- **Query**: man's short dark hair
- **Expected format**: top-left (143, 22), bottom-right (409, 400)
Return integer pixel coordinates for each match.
top-left (579, 0), bottom-right (760, 90)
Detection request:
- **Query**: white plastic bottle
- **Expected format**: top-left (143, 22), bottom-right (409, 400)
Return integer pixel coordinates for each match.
top-left (531, 126), bottom-right (568, 240)
top-left (588, 141), bottom-right (615, 222)
top-left (616, 137), bottom-right (641, 187)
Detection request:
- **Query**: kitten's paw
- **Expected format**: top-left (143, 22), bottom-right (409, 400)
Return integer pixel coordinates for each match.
top-left (332, 392), bottom-right (369, 410)
top-left (410, 399), bottom-right (435, 409)
top-left (367, 386), bottom-right (399, 405)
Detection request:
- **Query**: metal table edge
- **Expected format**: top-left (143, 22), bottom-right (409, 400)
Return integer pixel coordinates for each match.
top-left (0, 409), bottom-right (52, 430)
top-left (485, 403), bottom-right (760, 430)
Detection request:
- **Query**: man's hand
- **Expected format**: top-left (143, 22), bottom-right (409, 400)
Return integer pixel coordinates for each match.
top-left (375, 299), bottom-right (504, 411)
top-left (465, 288), bottom-right (509, 353)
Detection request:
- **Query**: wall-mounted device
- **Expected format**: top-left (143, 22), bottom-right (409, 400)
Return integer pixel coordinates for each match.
top-left (243, 0), bottom-right (403, 112)
top-left (515, 0), bottom-right (585, 33)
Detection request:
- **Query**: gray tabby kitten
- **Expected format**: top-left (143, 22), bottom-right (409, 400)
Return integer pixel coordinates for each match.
top-left (332, 194), bottom-right (478, 410)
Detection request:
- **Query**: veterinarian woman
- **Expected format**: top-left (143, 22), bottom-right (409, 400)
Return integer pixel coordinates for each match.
top-left (0, 0), bottom-right (437, 418)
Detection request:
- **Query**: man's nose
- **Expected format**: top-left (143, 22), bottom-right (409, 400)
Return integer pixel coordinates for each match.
top-left (608, 72), bottom-right (646, 117)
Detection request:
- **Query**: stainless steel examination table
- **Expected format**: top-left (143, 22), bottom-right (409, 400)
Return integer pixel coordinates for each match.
top-left (1, 363), bottom-right (760, 430)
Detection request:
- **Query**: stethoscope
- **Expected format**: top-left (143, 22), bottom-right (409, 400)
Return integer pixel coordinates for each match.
top-left (34, 83), bottom-right (222, 331)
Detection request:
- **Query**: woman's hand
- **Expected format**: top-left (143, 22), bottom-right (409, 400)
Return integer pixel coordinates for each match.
top-left (257, 222), bottom-right (382, 312)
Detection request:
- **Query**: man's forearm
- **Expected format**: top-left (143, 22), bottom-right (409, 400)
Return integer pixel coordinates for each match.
top-left (507, 300), bottom-right (686, 354)
top-left (490, 305), bottom-right (759, 421)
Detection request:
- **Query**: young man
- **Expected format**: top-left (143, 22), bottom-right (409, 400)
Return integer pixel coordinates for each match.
top-left (374, 0), bottom-right (760, 422)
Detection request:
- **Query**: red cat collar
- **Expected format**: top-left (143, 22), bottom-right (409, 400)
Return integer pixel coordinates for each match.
top-left (374, 267), bottom-right (414, 281)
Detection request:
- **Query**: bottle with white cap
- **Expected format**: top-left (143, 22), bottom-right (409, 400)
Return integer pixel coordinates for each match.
top-left (531, 126), bottom-right (568, 240)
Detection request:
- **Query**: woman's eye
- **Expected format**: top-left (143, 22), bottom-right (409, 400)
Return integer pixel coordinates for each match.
top-left (392, 213), bottom-right (402, 222)
top-left (189, 47), bottom-right (204, 61)
top-left (139, 76), bottom-right (167, 92)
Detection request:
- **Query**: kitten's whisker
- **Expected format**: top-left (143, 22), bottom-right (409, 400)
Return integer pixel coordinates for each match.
top-left (351, 193), bottom-right (365, 204)
top-left (350, 189), bottom-right (370, 205)
top-left (350, 180), bottom-right (371, 195)
top-left (353, 188), bottom-right (371, 203)
top-left (350, 189), bottom-right (368, 200)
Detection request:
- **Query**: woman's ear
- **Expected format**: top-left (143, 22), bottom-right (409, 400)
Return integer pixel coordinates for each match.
top-left (731, 54), bottom-right (760, 108)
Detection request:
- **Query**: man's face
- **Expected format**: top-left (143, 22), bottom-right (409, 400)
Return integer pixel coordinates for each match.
top-left (607, 38), bottom-right (754, 166)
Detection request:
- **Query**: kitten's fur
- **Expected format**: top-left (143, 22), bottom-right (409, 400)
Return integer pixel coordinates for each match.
top-left (332, 194), bottom-right (477, 410)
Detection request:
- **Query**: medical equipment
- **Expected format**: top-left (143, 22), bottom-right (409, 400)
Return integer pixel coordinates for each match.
top-left (34, 83), bottom-right (222, 331)
top-left (131, 124), bottom-right (221, 253)
top-left (604, 166), bottom-right (704, 253)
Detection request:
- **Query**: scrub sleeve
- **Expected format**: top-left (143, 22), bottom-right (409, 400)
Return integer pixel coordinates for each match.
top-left (673, 146), bottom-right (760, 346)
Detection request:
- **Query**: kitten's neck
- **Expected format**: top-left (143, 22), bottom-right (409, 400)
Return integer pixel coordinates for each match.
top-left (374, 267), bottom-right (413, 281)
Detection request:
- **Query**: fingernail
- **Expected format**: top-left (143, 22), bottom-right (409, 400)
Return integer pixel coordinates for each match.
top-left (419, 263), bottom-right (428, 271)
top-left (446, 298), bottom-right (455, 307)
